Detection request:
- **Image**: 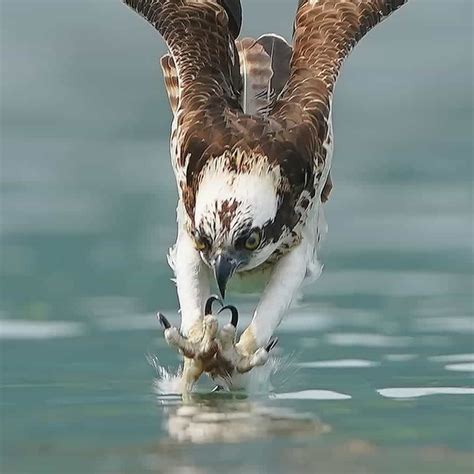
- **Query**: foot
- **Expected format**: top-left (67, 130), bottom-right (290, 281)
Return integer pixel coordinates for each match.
top-left (211, 306), bottom-right (278, 378)
top-left (158, 296), bottom-right (223, 392)
top-left (158, 298), bottom-right (278, 392)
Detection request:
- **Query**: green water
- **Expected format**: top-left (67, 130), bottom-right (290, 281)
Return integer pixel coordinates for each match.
top-left (1, 1), bottom-right (473, 473)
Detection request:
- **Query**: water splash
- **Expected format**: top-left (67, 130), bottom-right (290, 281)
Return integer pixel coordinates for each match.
top-left (147, 353), bottom-right (183, 395)
top-left (147, 351), bottom-right (298, 396)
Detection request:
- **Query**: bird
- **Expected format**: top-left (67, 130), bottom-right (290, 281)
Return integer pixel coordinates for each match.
top-left (123, 0), bottom-right (408, 392)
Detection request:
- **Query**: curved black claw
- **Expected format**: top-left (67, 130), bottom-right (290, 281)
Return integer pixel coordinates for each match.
top-left (157, 312), bottom-right (171, 330)
top-left (211, 385), bottom-right (224, 393)
top-left (218, 304), bottom-right (239, 328)
top-left (265, 336), bottom-right (279, 352)
top-left (205, 295), bottom-right (223, 315)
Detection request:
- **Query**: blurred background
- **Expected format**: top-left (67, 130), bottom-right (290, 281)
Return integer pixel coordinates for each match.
top-left (1, 0), bottom-right (473, 473)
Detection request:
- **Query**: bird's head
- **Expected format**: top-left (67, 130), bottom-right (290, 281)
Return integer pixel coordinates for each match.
top-left (191, 155), bottom-right (283, 298)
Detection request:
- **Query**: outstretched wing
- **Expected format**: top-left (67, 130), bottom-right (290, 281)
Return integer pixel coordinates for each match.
top-left (124, 0), bottom-right (407, 234)
top-left (124, 0), bottom-right (241, 110)
top-left (270, 0), bottom-right (408, 165)
top-left (124, 1), bottom-right (252, 217)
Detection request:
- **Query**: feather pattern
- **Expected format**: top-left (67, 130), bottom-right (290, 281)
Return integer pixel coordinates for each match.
top-left (235, 38), bottom-right (273, 115)
top-left (160, 54), bottom-right (179, 115)
top-left (235, 34), bottom-right (293, 116)
top-left (123, 0), bottom-right (410, 376)
top-left (270, 0), bottom-right (408, 162)
top-left (256, 34), bottom-right (293, 106)
top-left (124, 0), bottom-right (407, 250)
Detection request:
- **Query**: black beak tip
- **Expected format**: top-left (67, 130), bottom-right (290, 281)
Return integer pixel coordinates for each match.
top-left (218, 285), bottom-right (226, 300)
top-left (213, 254), bottom-right (237, 301)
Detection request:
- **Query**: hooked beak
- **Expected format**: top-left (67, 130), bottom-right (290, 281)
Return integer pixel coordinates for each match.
top-left (213, 253), bottom-right (238, 299)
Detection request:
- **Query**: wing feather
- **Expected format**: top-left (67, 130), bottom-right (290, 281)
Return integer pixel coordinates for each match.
top-left (124, 0), bottom-right (406, 236)
top-left (270, 0), bottom-right (408, 153)
top-left (236, 34), bottom-right (293, 116)
top-left (124, 0), bottom-right (241, 111)
top-left (236, 38), bottom-right (273, 115)
top-left (160, 54), bottom-right (179, 115)
top-left (256, 34), bottom-right (293, 105)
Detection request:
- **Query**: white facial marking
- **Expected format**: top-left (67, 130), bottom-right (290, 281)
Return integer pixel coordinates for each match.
top-left (194, 154), bottom-right (280, 237)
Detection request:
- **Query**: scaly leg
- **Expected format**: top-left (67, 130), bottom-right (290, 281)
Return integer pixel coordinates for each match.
top-left (211, 241), bottom-right (310, 389)
top-left (159, 296), bottom-right (224, 393)
top-left (213, 305), bottom-right (278, 377)
top-left (164, 225), bottom-right (217, 392)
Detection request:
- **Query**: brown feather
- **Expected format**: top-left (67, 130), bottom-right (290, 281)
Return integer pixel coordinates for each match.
top-left (236, 38), bottom-right (273, 115)
top-left (271, 0), bottom-right (408, 148)
top-left (160, 54), bottom-right (179, 115)
top-left (256, 34), bottom-right (293, 104)
top-left (124, 0), bottom-right (407, 242)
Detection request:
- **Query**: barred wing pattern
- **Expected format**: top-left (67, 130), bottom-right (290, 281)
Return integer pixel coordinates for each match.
top-left (124, 0), bottom-right (407, 238)
top-left (270, 0), bottom-right (408, 166)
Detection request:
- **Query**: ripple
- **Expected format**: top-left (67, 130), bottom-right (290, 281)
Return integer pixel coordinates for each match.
top-left (279, 311), bottom-right (334, 332)
top-left (445, 363), bottom-right (474, 372)
top-left (377, 387), bottom-right (474, 399)
top-left (298, 359), bottom-right (379, 368)
top-left (384, 354), bottom-right (418, 362)
top-left (428, 353), bottom-right (474, 363)
top-left (273, 390), bottom-right (351, 400)
top-left (415, 317), bottom-right (474, 333)
top-left (98, 313), bottom-right (160, 331)
top-left (326, 332), bottom-right (412, 348)
top-left (0, 319), bottom-right (85, 339)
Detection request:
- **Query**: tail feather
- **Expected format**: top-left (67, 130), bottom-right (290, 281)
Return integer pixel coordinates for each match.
top-left (236, 38), bottom-right (273, 115)
top-left (236, 34), bottom-right (292, 116)
top-left (256, 34), bottom-right (292, 103)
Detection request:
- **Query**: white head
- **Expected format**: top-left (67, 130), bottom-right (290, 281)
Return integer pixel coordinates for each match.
top-left (192, 154), bottom-right (282, 296)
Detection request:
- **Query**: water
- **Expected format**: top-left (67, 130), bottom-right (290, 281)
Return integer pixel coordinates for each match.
top-left (1, 0), bottom-right (473, 473)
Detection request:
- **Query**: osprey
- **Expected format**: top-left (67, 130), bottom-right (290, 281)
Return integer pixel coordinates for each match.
top-left (124, 0), bottom-right (408, 392)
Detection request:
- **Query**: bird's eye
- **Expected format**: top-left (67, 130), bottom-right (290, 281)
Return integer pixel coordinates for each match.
top-left (244, 229), bottom-right (261, 251)
top-left (194, 232), bottom-right (209, 251)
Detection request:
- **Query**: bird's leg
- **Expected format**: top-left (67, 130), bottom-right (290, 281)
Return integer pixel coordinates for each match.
top-left (206, 305), bottom-right (278, 381)
top-left (165, 227), bottom-right (221, 392)
top-left (158, 296), bottom-right (223, 392)
top-left (215, 242), bottom-right (310, 383)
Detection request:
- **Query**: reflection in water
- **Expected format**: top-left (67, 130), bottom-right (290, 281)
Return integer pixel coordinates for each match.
top-left (157, 394), bottom-right (330, 444)
top-left (150, 355), bottom-right (330, 444)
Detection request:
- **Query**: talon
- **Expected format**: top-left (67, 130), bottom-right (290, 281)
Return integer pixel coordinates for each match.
top-left (218, 305), bottom-right (239, 328)
top-left (211, 385), bottom-right (224, 392)
top-left (265, 336), bottom-right (278, 352)
top-left (157, 312), bottom-right (171, 330)
top-left (205, 295), bottom-right (223, 315)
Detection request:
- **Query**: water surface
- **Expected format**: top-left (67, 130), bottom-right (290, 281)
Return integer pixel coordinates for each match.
top-left (1, 1), bottom-right (473, 473)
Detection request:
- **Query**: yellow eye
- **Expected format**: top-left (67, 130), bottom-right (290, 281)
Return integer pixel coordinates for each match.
top-left (195, 239), bottom-right (206, 251)
top-left (194, 232), bottom-right (209, 251)
top-left (244, 230), bottom-right (261, 251)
